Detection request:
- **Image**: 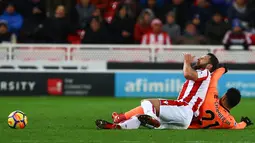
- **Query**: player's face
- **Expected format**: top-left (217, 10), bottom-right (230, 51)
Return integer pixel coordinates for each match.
top-left (193, 55), bottom-right (211, 70)
top-left (220, 94), bottom-right (229, 109)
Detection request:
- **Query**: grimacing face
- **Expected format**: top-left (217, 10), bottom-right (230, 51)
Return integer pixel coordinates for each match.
top-left (193, 55), bottom-right (212, 70)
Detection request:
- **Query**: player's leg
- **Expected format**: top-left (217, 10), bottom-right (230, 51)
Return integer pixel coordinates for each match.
top-left (158, 100), bottom-right (193, 129)
top-left (97, 99), bottom-right (161, 129)
top-left (137, 99), bottom-right (193, 129)
top-left (117, 99), bottom-right (161, 129)
top-left (96, 116), bottom-right (152, 130)
top-left (95, 119), bottom-right (121, 129)
top-left (112, 106), bottom-right (144, 123)
top-left (112, 99), bottom-right (161, 123)
top-left (117, 116), bottom-right (142, 129)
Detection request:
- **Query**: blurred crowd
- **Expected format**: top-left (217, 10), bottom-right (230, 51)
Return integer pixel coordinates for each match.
top-left (0, 0), bottom-right (255, 50)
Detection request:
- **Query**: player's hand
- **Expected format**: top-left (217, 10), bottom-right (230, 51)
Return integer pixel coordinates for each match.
top-left (241, 116), bottom-right (253, 126)
top-left (218, 64), bottom-right (228, 74)
top-left (184, 53), bottom-right (195, 64)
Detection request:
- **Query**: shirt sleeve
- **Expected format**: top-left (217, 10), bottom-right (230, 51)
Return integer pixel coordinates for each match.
top-left (196, 69), bottom-right (209, 81)
top-left (209, 68), bottom-right (226, 89)
top-left (231, 122), bottom-right (247, 129)
top-left (204, 68), bottom-right (225, 101)
top-left (226, 115), bottom-right (247, 129)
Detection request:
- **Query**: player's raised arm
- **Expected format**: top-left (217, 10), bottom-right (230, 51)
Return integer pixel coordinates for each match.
top-left (209, 66), bottom-right (227, 89)
top-left (183, 54), bottom-right (199, 81)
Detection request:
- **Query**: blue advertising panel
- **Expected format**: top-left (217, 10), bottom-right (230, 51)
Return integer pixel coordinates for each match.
top-left (115, 72), bottom-right (255, 98)
top-left (115, 72), bottom-right (185, 97)
top-left (218, 73), bottom-right (255, 97)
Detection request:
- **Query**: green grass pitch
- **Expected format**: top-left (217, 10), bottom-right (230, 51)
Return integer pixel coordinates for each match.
top-left (0, 97), bottom-right (254, 143)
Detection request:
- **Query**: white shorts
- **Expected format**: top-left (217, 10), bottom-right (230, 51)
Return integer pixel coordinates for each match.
top-left (156, 99), bottom-right (193, 129)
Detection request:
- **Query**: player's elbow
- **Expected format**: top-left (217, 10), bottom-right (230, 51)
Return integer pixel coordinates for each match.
top-left (183, 72), bottom-right (190, 79)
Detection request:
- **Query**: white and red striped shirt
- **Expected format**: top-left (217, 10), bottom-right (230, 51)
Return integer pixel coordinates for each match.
top-left (177, 69), bottom-right (211, 117)
top-left (141, 32), bottom-right (171, 45)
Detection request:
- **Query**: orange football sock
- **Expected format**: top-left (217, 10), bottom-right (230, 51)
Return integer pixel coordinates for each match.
top-left (124, 106), bottom-right (144, 120)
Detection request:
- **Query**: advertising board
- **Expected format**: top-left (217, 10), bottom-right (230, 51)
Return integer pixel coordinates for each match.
top-left (115, 71), bottom-right (255, 98)
top-left (0, 72), bottom-right (114, 96)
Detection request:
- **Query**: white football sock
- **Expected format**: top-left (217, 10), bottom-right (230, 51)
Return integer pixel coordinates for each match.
top-left (118, 116), bottom-right (141, 129)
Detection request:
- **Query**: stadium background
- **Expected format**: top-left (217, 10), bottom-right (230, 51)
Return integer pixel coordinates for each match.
top-left (0, 0), bottom-right (255, 143)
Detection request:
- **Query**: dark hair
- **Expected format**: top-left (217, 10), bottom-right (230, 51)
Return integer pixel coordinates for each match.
top-left (213, 12), bottom-right (222, 17)
top-left (0, 20), bottom-right (8, 28)
top-left (6, 3), bottom-right (15, 8)
top-left (185, 22), bottom-right (195, 27)
top-left (226, 88), bottom-right (241, 108)
top-left (90, 16), bottom-right (100, 23)
top-left (207, 53), bottom-right (219, 72)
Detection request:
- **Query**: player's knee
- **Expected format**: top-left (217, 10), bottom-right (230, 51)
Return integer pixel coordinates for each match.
top-left (141, 99), bottom-right (160, 110)
top-left (141, 99), bottom-right (149, 104)
top-left (141, 99), bottom-right (155, 103)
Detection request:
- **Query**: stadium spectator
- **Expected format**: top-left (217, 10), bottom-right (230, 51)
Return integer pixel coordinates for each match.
top-left (248, 20), bottom-right (255, 45)
top-left (43, 5), bottom-right (71, 43)
top-left (90, 0), bottom-right (114, 10)
top-left (119, 0), bottom-right (140, 19)
top-left (11, 0), bottom-right (45, 19)
top-left (82, 16), bottom-right (110, 44)
top-left (162, 0), bottom-right (190, 29)
top-left (91, 8), bottom-right (106, 25)
top-left (92, 8), bottom-right (101, 19)
top-left (110, 5), bottom-right (135, 44)
top-left (223, 19), bottom-right (251, 50)
top-left (141, 18), bottom-right (171, 45)
top-left (227, 0), bottom-right (251, 24)
top-left (19, 0), bottom-right (46, 43)
top-left (190, 0), bottom-right (213, 34)
top-left (134, 9), bottom-right (154, 43)
top-left (140, 0), bottom-right (163, 20)
top-left (0, 20), bottom-right (11, 43)
top-left (191, 14), bottom-right (203, 34)
top-left (0, 3), bottom-right (23, 33)
top-left (205, 12), bottom-right (230, 45)
top-left (210, 0), bottom-right (233, 16)
top-left (176, 23), bottom-right (207, 45)
top-left (0, 0), bottom-right (11, 14)
top-left (162, 11), bottom-right (180, 44)
top-left (72, 0), bottom-right (96, 29)
top-left (139, 0), bottom-right (165, 8)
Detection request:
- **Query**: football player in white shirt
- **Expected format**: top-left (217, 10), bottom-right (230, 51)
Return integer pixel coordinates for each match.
top-left (96, 53), bottom-right (219, 129)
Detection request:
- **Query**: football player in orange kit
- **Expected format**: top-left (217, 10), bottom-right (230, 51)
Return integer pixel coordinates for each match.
top-left (189, 67), bottom-right (253, 129)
